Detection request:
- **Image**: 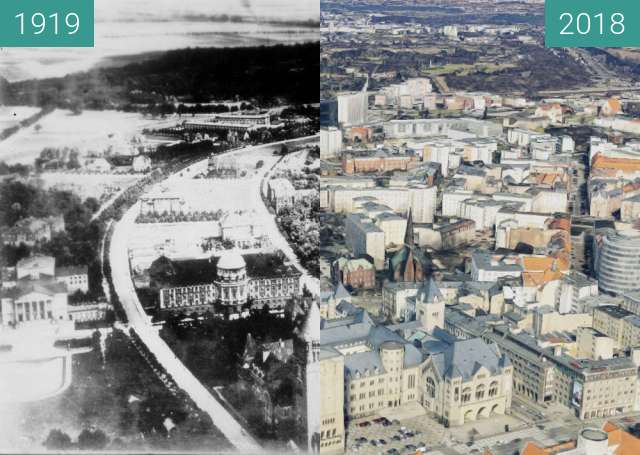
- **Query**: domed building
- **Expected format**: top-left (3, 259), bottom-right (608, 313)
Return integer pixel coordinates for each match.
top-left (154, 250), bottom-right (302, 319)
top-left (214, 250), bottom-right (249, 313)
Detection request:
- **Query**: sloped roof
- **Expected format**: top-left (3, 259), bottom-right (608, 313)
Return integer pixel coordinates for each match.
top-left (321, 308), bottom-right (423, 376)
top-left (1, 277), bottom-right (67, 298)
top-left (592, 153), bottom-right (640, 172)
top-left (602, 421), bottom-right (640, 455)
top-left (334, 282), bottom-right (351, 300)
top-left (55, 265), bottom-right (88, 277)
top-left (431, 338), bottom-right (508, 381)
top-left (416, 278), bottom-right (443, 304)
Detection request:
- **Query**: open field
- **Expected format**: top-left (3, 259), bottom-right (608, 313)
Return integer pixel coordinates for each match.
top-left (0, 331), bottom-right (228, 452)
top-left (0, 109), bottom-right (180, 165)
top-left (0, 106), bottom-right (41, 132)
top-left (34, 172), bottom-right (144, 201)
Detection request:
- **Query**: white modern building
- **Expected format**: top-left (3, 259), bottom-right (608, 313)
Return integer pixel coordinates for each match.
top-left (337, 91), bottom-right (368, 127)
top-left (595, 230), bottom-right (640, 296)
top-left (320, 127), bottom-right (343, 159)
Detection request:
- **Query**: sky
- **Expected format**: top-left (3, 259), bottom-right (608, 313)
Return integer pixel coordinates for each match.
top-left (0, 0), bottom-right (319, 81)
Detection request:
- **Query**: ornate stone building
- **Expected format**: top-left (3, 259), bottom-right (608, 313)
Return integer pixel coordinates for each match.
top-left (155, 250), bottom-right (301, 318)
top-left (319, 304), bottom-right (513, 447)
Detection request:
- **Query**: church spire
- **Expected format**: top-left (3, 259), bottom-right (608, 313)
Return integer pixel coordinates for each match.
top-left (404, 208), bottom-right (414, 246)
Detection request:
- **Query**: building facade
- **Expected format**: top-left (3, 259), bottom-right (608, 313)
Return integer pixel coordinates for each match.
top-left (157, 251), bottom-right (301, 318)
top-left (595, 230), bottom-right (640, 295)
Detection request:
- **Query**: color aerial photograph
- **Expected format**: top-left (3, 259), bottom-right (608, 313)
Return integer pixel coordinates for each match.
top-left (0, 0), bottom-right (320, 453)
top-left (320, 1), bottom-right (640, 454)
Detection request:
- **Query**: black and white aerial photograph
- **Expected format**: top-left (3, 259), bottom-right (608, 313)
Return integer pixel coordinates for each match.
top-left (0, 0), bottom-right (320, 452)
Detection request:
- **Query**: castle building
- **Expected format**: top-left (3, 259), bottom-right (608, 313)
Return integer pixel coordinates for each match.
top-left (319, 305), bottom-right (512, 444)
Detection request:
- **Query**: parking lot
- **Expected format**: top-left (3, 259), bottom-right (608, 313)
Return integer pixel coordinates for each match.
top-left (346, 416), bottom-right (442, 455)
top-left (346, 408), bottom-right (527, 455)
top-left (345, 399), bottom-right (640, 455)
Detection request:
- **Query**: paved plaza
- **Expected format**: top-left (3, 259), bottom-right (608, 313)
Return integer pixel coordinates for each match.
top-left (346, 399), bottom-right (640, 455)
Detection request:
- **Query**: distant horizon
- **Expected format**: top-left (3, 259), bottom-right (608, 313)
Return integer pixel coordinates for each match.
top-left (1, 40), bottom-right (321, 86)
top-left (0, 0), bottom-right (318, 82)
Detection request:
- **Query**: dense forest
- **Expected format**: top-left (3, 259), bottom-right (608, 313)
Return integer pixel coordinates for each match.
top-left (0, 42), bottom-right (320, 110)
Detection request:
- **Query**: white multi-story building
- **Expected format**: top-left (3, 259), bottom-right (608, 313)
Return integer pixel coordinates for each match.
top-left (320, 127), bottom-right (343, 159)
top-left (422, 140), bottom-right (463, 177)
top-left (409, 185), bottom-right (437, 224)
top-left (507, 128), bottom-right (548, 147)
top-left (595, 230), bottom-right (640, 296)
top-left (328, 185), bottom-right (436, 223)
top-left (471, 251), bottom-right (523, 282)
top-left (531, 189), bottom-right (568, 214)
top-left (384, 118), bottom-right (502, 140)
top-left (344, 214), bottom-right (386, 269)
top-left (381, 78), bottom-right (433, 106)
top-left (337, 91), bottom-right (368, 127)
top-left (442, 188), bottom-right (474, 217)
top-left (462, 138), bottom-right (497, 165)
top-left (557, 271), bottom-right (599, 314)
top-left (382, 282), bottom-right (421, 321)
top-left (375, 212), bottom-right (407, 248)
top-left (459, 199), bottom-right (507, 231)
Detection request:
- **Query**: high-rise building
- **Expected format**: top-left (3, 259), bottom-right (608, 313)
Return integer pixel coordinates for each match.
top-left (320, 99), bottom-right (338, 128)
top-left (320, 127), bottom-right (343, 159)
top-left (344, 214), bottom-right (386, 269)
top-left (557, 271), bottom-right (599, 314)
top-left (336, 82), bottom-right (368, 127)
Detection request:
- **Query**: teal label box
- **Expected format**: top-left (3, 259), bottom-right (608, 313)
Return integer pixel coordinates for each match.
top-left (0, 0), bottom-right (94, 47)
top-left (546, 0), bottom-right (640, 47)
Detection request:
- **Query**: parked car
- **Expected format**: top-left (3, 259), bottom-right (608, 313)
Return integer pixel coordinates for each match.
top-left (416, 443), bottom-right (427, 453)
top-left (378, 439), bottom-right (387, 445)
top-left (405, 444), bottom-right (417, 452)
top-left (358, 421), bottom-right (371, 428)
top-left (392, 435), bottom-right (402, 441)
top-left (387, 449), bottom-right (400, 455)
top-left (355, 437), bottom-right (368, 444)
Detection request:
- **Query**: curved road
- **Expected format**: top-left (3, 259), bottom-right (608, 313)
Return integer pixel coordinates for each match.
top-left (108, 136), bottom-right (318, 452)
